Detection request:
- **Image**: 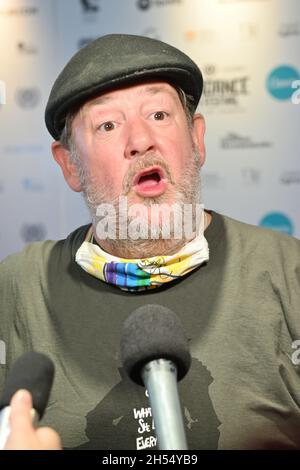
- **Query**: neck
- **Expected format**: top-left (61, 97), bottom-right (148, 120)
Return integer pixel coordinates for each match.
top-left (92, 211), bottom-right (211, 259)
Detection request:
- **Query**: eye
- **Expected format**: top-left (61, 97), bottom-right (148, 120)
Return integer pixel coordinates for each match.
top-left (98, 121), bottom-right (116, 132)
top-left (150, 111), bottom-right (169, 121)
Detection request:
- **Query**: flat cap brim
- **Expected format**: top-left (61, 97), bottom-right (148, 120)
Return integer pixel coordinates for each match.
top-left (45, 34), bottom-right (203, 140)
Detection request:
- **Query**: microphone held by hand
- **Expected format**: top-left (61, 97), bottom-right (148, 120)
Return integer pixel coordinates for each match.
top-left (120, 304), bottom-right (191, 450)
top-left (0, 351), bottom-right (55, 449)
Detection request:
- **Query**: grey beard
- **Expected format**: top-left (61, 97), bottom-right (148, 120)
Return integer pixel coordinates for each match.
top-left (72, 146), bottom-right (202, 258)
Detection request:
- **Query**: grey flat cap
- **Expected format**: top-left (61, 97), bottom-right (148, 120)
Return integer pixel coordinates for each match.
top-left (45, 34), bottom-right (203, 140)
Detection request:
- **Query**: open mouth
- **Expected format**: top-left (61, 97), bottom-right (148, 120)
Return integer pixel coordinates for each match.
top-left (133, 166), bottom-right (167, 197)
top-left (138, 170), bottom-right (161, 185)
top-left (134, 167), bottom-right (164, 186)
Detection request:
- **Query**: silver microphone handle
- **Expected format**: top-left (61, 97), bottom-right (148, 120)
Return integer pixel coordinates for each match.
top-left (141, 359), bottom-right (188, 450)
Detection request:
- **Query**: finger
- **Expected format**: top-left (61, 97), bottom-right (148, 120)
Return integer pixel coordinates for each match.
top-left (9, 389), bottom-right (34, 433)
top-left (36, 427), bottom-right (62, 450)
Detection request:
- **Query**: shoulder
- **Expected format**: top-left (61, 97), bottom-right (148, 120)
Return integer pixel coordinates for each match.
top-left (209, 211), bottom-right (300, 282)
top-left (218, 212), bottom-right (300, 254)
top-left (0, 224), bottom-right (90, 284)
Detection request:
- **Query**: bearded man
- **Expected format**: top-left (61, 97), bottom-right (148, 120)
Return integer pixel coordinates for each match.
top-left (1, 34), bottom-right (300, 450)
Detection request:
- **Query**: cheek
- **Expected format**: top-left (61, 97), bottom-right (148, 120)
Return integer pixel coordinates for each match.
top-left (162, 121), bottom-right (192, 148)
top-left (95, 159), bottom-right (126, 196)
top-left (86, 144), bottom-right (115, 179)
top-left (162, 132), bottom-right (194, 166)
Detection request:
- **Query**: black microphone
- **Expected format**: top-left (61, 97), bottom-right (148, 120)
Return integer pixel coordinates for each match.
top-left (0, 351), bottom-right (55, 449)
top-left (120, 304), bottom-right (191, 450)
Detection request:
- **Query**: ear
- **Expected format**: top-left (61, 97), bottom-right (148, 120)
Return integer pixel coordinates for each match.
top-left (51, 141), bottom-right (82, 192)
top-left (191, 113), bottom-right (206, 167)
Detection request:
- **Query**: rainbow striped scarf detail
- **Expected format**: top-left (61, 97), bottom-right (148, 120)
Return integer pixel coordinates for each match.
top-left (76, 226), bottom-right (209, 292)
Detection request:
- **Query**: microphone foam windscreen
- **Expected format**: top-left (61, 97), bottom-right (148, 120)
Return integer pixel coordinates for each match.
top-left (120, 304), bottom-right (191, 386)
top-left (0, 351), bottom-right (55, 418)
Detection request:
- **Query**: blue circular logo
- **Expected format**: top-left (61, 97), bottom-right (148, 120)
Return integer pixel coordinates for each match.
top-left (267, 65), bottom-right (300, 100)
top-left (259, 212), bottom-right (294, 235)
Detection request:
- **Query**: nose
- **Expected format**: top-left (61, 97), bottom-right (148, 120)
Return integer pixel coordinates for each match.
top-left (124, 118), bottom-right (155, 159)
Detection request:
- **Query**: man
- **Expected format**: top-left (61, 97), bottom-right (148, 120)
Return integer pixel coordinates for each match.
top-left (1, 34), bottom-right (300, 450)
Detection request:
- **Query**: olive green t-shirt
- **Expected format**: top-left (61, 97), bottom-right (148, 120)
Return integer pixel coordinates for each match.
top-left (1, 211), bottom-right (300, 449)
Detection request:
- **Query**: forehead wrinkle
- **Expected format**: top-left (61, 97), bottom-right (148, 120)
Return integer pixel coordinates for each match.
top-left (87, 95), bottom-right (114, 107)
top-left (82, 95), bottom-right (114, 119)
top-left (78, 82), bottom-right (180, 124)
top-left (138, 83), bottom-right (179, 100)
top-left (87, 82), bottom-right (178, 106)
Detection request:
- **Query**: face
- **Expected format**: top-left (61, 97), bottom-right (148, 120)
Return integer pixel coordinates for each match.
top-left (53, 81), bottom-right (206, 257)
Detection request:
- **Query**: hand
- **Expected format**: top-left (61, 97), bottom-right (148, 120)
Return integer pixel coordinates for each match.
top-left (4, 389), bottom-right (61, 450)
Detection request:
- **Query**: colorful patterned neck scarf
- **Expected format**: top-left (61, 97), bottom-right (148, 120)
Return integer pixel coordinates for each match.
top-left (75, 217), bottom-right (209, 292)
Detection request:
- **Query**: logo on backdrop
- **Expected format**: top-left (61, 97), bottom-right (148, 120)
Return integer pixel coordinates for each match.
top-left (259, 212), bottom-right (294, 236)
top-left (266, 65), bottom-right (300, 101)
top-left (17, 41), bottom-right (38, 54)
top-left (219, 0), bottom-right (270, 3)
top-left (21, 224), bottom-right (47, 243)
top-left (220, 133), bottom-right (272, 150)
top-left (79, 0), bottom-right (101, 21)
top-left (0, 5), bottom-right (38, 16)
top-left (141, 28), bottom-right (161, 40)
top-left (278, 23), bottom-right (300, 38)
top-left (291, 80), bottom-right (300, 104)
top-left (16, 87), bottom-right (40, 108)
top-left (22, 178), bottom-right (45, 193)
top-left (77, 37), bottom-right (97, 49)
top-left (185, 29), bottom-right (217, 44)
top-left (137, 0), bottom-right (182, 10)
top-left (187, 23), bottom-right (258, 44)
top-left (280, 171), bottom-right (300, 186)
top-left (238, 22), bottom-right (259, 40)
top-left (202, 172), bottom-right (225, 189)
top-left (137, 0), bottom-right (151, 9)
top-left (241, 168), bottom-right (261, 186)
top-left (2, 144), bottom-right (44, 155)
top-left (202, 64), bottom-right (250, 113)
top-left (80, 0), bottom-right (100, 12)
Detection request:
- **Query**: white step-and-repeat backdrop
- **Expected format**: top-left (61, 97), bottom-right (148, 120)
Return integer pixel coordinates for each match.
top-left (0, 0), bottom-right (299, 260)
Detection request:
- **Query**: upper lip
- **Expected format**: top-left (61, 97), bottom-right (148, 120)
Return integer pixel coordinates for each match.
top-left (133, 166), bottom-right (166, 186)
